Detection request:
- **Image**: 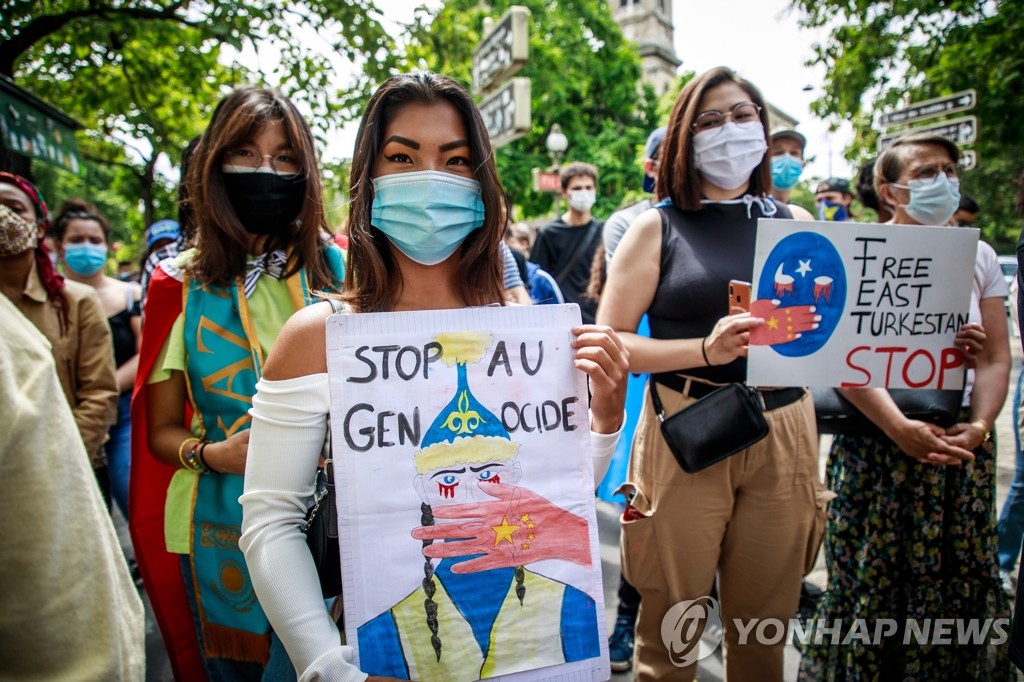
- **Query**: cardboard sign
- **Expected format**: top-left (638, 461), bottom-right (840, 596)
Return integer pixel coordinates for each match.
top-left (326, 305), bottom-right (609, 682)
top-left (746, 220), bottom-right (978, 389)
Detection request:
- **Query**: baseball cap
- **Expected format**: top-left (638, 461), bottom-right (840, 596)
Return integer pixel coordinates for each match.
top-left (770, 128), bottom-right (807, 152)
top-left (815, 177), bottom-right (853, 196)
top-left (145, 219), bottom-right (181, 250)
top-left (642, 126), bottom-right (667, 193)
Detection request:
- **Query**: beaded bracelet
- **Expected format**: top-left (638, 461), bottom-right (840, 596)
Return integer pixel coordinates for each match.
top-left (184, 442), bottom-right (208, 473)
top-left (178, 437), bottom-right (201, 470)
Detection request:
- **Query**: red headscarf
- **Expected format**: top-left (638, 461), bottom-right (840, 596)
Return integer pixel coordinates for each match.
top-left (0, 172), bottom-right (68, 333)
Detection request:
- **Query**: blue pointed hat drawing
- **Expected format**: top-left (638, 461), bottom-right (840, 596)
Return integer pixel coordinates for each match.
top-left (414, 331), bottom-right (520, 474)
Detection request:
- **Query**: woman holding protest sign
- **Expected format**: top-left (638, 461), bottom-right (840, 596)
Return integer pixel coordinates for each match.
top-left (133, 86), bottom-right (345, 680)
top-left (238, 71), bottom-right (628, 680)
top-left (596, 66), bottom-right (828, 682)
top-left (800, 131), bottom-right (1011, 680)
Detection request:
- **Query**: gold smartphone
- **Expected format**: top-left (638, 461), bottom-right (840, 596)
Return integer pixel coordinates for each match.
top-left (728, 279), bottom-right (752, 313)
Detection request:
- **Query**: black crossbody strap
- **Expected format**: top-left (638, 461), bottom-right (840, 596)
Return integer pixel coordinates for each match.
top-left (555, 221), bottom-right (602, 283)
top-left (648, 379), bottom-right (667, 422)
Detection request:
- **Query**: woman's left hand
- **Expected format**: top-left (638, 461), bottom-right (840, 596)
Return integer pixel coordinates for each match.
top-left (942, 421), bottom-right (988, 452)
top-left (572, 324), bottom-right (629, 434)
top-left (954, 322), bottom-right (986, 368)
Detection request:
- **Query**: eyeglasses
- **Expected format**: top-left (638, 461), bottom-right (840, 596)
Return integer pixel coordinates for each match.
top-left (690, 102), bottom-right (762, 134)
top-left (223, 149), bottom-right (303, 176)
top-left (906, 164), bottom-right (960, 183)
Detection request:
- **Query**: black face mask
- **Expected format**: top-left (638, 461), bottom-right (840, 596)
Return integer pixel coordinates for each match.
top-left (222, 171), bottom-right (306, 235)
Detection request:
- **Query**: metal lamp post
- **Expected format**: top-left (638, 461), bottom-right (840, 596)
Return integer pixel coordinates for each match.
top-left (546, 123), bottom-right (568, 169)
top-left (545, 124), bottom-right (568, 216)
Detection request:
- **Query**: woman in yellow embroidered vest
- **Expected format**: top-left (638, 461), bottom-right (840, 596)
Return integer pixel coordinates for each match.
top-left (239, 72), bottom-right (629, 681)
top-left (132, 86), bottom-right (345, 681)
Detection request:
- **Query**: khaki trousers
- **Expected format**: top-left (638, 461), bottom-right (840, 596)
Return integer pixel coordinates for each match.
top-left (619, 383), bottom-right (824, 682)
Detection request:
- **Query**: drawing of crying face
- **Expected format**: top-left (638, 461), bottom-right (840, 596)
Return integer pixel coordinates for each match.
top-left (415, 459), bottom-right (522, 508)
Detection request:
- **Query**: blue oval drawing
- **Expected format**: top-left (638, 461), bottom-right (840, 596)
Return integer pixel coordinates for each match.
top-left (756, 231), bottom-right (846, 357)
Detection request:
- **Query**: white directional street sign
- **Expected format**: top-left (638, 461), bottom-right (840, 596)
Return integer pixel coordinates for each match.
top-left (479, 77), bottom-right (531, 148)
top-left (880, 89), bottom-right (977, 128)
top-left (959, 149), bottom-right (977, 171)
top-left (471, 6), bottom-right (530, 95)
top-left (879, 115), bottom-right (978, 150)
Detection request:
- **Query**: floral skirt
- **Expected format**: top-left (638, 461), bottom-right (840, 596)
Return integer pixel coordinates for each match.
top-left (799, 421), bottom-right (1013, 681)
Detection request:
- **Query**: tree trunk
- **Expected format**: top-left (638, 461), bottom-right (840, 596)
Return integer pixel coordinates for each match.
top-left (140, 153), bottom-right (159, 229)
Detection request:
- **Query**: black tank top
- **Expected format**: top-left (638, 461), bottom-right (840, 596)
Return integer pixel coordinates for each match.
top-left (108, 285), bottom-right (141, 369)
top-left (649, 197), bottom-right (792, 384)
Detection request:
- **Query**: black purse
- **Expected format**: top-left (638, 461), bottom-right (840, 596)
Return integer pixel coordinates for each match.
top-left (812, 387), bottom-right (964, 437)
top-left (650, 380), bottom-right (770, 474)
top-left (303, 296), bottom-right (345, 598)
top-left (304, 457), bottom-right (341, 598)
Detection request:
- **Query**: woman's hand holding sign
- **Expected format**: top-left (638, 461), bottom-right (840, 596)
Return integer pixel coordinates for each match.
top-left (411, 482), bottom-right (591, 572)
top-left (704, 299), bottom-right (820, 365)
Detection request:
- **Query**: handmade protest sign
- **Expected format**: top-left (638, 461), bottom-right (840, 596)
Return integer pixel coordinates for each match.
top-left (326, 305), bottom-right (609, 682)
top-left (747, 220), bottom-right (979, 389)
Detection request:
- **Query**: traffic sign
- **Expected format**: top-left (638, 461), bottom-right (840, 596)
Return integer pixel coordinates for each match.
top-left (959, 149), bottom-right (977, 171)
top-left (879, 115), bottom-right (978, 150)
top-left (479, 77), bottom-right (531, 148)
top-left (880, 89), bottom-right (977, 128)
top-left (472, 6), bottom-right (530, 95)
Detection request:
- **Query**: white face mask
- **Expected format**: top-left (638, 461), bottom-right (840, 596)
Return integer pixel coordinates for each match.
top-left (567, 188), bottom-right (596, 213)
top-left (692, 121), bottom-right (768, 190)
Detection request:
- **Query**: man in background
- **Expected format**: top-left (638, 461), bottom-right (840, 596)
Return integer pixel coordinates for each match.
top-left (530, 162), bottom-right (604, 323)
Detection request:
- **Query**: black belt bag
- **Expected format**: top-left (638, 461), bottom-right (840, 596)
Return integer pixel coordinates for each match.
top-left (650, 377), bottom-right (803, 474)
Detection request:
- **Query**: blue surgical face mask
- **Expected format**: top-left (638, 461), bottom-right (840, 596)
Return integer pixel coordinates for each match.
top-left (890, 173), bottom-right (961, 226)
top-left (771, 154), bottom-right (803, 190)
top-left (63, 242), bottom-right (108, 275)
top-left (818, 199), bottom-right (849, 222)
top-left (371, 170), bottom-right (485, 265)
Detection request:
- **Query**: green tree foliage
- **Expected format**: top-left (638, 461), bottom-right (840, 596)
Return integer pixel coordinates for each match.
top-left (1, 0), bottom-right (398, 245)
top-left (401, 0), bottom-right (659, 220)
top-left (791, 0), bottom-right (1024, 250)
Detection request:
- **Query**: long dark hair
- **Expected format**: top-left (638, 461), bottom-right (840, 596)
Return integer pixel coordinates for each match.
top-left (341, 72), bottom-right (506, 312)
top-left (657, 66), bottom-right (773, 211)
top-left (186, 86), bottom-right (335, 290)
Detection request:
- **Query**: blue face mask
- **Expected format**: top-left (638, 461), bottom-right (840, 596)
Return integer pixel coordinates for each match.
top-left (771, 154), bottom-right (803, 190)
top-left (371, 170), bottom-right (485, 265)
top-left (818, 200), bottom-right (849, 222)
top-left (891, 173), bottom-right (961, 226)
top-left (64, 242), bottom-right (108, 275)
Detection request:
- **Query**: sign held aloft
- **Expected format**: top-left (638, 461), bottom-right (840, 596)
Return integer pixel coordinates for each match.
top-left (746, 220), bottom-right (978, 390)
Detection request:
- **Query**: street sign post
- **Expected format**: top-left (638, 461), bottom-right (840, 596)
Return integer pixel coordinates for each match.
top-left (532, 168), bottom-right (561, 193)
top-left (479, 77), bottom-right (531, 147)
top-left (879, 115), bottom-right (978, 150)
top-left (880, 89), bottom-right (977, 128)
top-left (472, 6), bottom-right (530, 96)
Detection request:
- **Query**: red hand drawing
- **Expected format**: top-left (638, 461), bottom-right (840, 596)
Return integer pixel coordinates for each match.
top-left (410, 482), bottom-right (591, 573)
top-left (748, 298), bottom-right (820, 346)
